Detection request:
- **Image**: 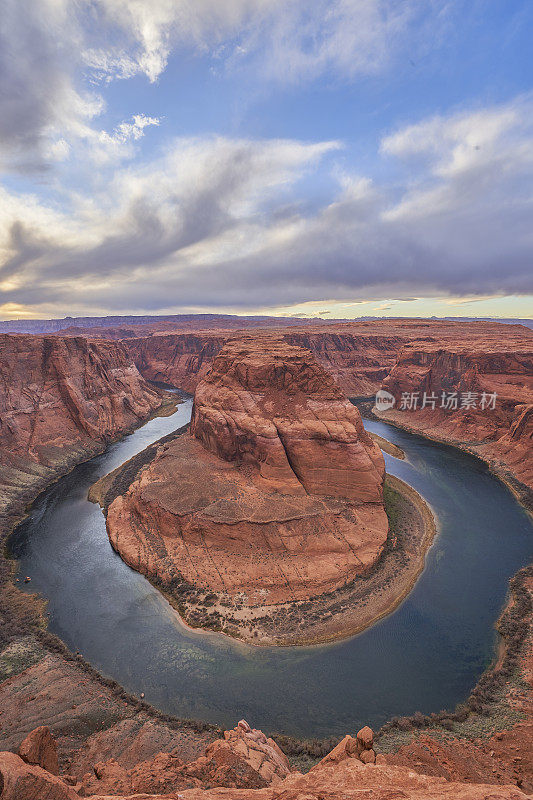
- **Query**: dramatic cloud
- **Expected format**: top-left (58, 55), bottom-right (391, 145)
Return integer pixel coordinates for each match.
top-left (1, 96), bottom-right (532, 314)
top-left (1, 1), bottom-right (531, 317)
top-left (0, 0), bottom-right (437, 172)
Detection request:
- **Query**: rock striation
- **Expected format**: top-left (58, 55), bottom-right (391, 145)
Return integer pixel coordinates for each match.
top-left (189, 337), bottom-right (385, 501)
top-left (106, 337), bottom-right (387, 636)
top-left (379, 341), bottom-right (533, 493)
top-left (0, 334), bottom-right (163, 524)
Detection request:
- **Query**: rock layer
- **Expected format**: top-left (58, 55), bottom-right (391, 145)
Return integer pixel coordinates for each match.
top-left (379, 341), bottom-right (533, 492)
top-left (106, 338), bottom-right (387, 620)
top-left (0, 334), bottom-right (163, 523)
top-left (190, 337), bottom-right (385, 501)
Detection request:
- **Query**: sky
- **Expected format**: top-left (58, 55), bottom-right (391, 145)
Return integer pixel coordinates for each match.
top-left (0, 0), bottom-right (532, 320)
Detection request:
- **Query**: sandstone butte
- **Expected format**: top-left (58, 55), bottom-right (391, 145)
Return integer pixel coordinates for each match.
top-left (0, 719), bottom-right (529, 800)
top-left (0, 333), bottom-right (163, 525)
top-left (105, 337), bottom-right (388, 619)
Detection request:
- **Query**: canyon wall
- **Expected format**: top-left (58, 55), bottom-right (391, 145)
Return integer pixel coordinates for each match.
top-left (379, 342), bottom-right (533, 493)
top-left (0, 334), bottom-right (163, 526)
top-left (123, 319), bottom-right (532, 397)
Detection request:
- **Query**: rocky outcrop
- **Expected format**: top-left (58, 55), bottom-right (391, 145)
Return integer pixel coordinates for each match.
top-left (0, 718), bottom-right (530, 799)
top-left (378, 341), bottom-right (533, 492)
top-left (18, 725), bottom-right (59, 775)
top-left (78, 719), bottom-right (291, 795)
top-left (106, 337), bottom-right (387, 640)
top-left (0, 740), bottom-right (528, 800)
top-left (189, 337), bottom-right (385, 501)
top-left (0, 334), bottom-right (163, 526)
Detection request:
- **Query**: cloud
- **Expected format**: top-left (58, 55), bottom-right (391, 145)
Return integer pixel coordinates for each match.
top-left (228, 0), bottom-right (422, 84)
top-left (1, 96), bottom-right (532, 315)
top-left (0, 0), bottom-right (445, 172)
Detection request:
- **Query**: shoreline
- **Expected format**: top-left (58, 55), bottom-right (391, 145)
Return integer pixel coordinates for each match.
top-left (0, 391), bottom-right (182, 642)
top-left (373, 410), bottom-right (533, 519)
top-left (96, 442), bottom-right (437, 647)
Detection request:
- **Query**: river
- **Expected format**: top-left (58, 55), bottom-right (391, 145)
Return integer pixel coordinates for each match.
top-left (9, 399), bottom-right (533, 738)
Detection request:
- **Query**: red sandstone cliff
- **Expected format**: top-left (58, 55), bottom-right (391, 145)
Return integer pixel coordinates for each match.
top-left (119, 320), bottom-right (533, 496)
top-left (190, 337), bottom-right (385, 500)
top-left (378, 341), bottom-right (533, 492)
top-left (0, 334), bottom-right (163, 523)
top-left (122, 319), bottom-right (531, 397)
top-left (105, 338), bottom-right (387, 636)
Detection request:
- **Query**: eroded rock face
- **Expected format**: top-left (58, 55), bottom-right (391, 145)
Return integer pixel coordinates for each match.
top-left (0, 334), bottom-right (162, 522)
top-left (106, 338), bottom-right (387, 624)
top-left (379, 342), bottom-right (533, 491)
top-left (190, 337), bottom-right (385, 501)
top-left (18, 725), bottom-right (59, 774)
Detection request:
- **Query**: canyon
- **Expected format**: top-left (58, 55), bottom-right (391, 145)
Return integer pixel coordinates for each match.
top-left (0, 314), bottom-right (531, 799)
top-left (119, 319), bottom-right (533, 498)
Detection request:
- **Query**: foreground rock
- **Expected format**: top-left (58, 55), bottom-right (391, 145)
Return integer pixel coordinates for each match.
top-left (0, 733), bottom-right (528, 800)
top-left (78, 719), bottom-right (291, 795)
top-left (106, 337), bottom-right (387, 641)
top-left (18, 725), bottom-right (59, 774)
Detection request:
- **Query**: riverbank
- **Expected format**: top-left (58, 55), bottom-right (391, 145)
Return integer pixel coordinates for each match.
top-left (374, 410), bottom-right (533, 518)
top-left (0, 390), bottom-right (181, 649)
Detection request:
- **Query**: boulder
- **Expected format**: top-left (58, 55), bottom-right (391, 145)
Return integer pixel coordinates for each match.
top-left (0, 752), bottom-right (77, 800)
top-left (18, 725), bottom-right (59, 775)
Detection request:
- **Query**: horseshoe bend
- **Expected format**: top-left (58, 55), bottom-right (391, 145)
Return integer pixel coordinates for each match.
top-left (98, 336), bottom-right (435, 645)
